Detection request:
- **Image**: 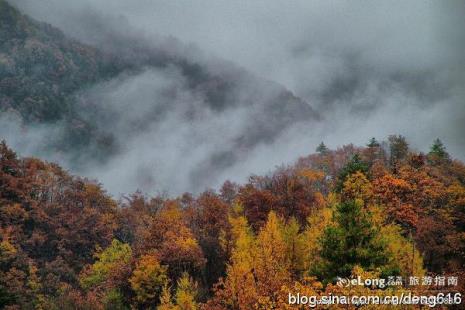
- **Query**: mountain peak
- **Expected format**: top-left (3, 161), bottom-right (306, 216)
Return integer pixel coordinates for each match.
top-left (0, 0), bottom-right (30, 41)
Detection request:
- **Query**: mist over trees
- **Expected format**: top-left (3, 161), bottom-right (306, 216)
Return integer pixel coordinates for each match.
top-left (0, 0), bottom-right (319, 195)
top-left (1, 136), bottom-right (465, 308)
top-left (2, 0), bottom-right (465, 196)
top-left (1, 0), bottom-right (465, 308)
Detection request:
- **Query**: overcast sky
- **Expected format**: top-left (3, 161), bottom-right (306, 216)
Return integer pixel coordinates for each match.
top-left (7, 0), bottom-right (465, 195)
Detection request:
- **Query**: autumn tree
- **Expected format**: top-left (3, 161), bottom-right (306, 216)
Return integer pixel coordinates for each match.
top-left (237, 182), bottom-right (276, 231)
top-left (157, 283), bottom-right (176, 310)
top-left (210, 211), bottom-right (303, 309)
top-left (372, 174), bottom-right (417, 230)
top-left (363, 137), bottom-right (386, 168)
top-left (303, 200), bottom-right (333, 274)
top-left (118, 192), bottom-right (164, 248)
top-left (130, 254), bottom-right (168, 308)
top-left (142, 201), bottom-right (205, 281)
top-left (189, 191), bottom-right (230, 288)
top-left (335, 154), bottom-right (369, 192)
top-left (253, 212), bottom-right (291, 306)
top-left (79, 239), bottom-right (132, 308)
top-left (282, 218), bottom-right (307, 279)
top-left (219, 180), bottom-right (239, 205)
top-left (215, 212), bottom-right (257, 309)
top-left (341, 171), bottom-right (373, 202)
top-left (174, 273), bottom-right (199, 310)
top-left (238, 170), bottom-right (323, 231)
top-left (388, 135), bottom-right (409, 172)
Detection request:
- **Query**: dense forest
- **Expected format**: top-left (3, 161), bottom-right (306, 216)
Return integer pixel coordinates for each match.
top-left (1, 0), bottom-right (464, 308)
top-left (1, 136), bottom-right (464, 309)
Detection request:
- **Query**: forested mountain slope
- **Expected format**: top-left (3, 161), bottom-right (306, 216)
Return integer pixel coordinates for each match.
top-left (0, 0), bottom-right (123, 123)
top-left (1, 136), bottom-right (464, 309)
top-left (0, 0), bottom-right (318, 188)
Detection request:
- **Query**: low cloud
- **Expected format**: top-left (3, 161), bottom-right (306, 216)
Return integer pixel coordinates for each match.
top-left (3, 0), bottom-right (464, 196)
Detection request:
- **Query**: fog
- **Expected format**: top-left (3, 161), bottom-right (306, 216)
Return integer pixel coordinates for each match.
top-left (3, 0), bottom-right (465, 196)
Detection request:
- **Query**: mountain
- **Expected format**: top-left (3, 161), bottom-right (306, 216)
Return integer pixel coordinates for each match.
top-left (0, 0), bottom-right (127, 122)
top-left (1, 137), bottom-right (465, 308)
top-left (0, 0), bottom-right (319, 193)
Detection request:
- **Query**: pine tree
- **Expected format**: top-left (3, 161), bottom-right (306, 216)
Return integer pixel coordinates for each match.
top-left (428, 138), bottom-right (450, 165)
top-left (335, 154), bottom-right (369, 192)
top-left (367, 137), bottom-right (380, 148)
top-left (314, 200), bottom-right (389, 281)
top-left (316, 142), bottom-right (329, 155)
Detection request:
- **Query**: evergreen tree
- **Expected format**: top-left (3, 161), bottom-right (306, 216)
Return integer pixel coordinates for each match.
top-left (428, 138), bottom-right (450, 165)
top-left (314, 200), bottom-right (389, 281)
top-left (316, 142), bottom-right (329, 155)
top-left (335, 154), bottom-right (369, 192)
top-left (367, 137), bottom-right (380, 148)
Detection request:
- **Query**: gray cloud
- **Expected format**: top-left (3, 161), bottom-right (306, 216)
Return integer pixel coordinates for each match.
top-left (4, 0), bottom-right (465, 196)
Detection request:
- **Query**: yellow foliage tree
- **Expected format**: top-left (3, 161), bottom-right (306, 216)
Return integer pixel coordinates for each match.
top-left (174, 273), bottom-right (198, 310)
top-left (369, 205), bottom-right (425, 279)
top-left (254, 211), bottom-right (291, 308)
top-left (303, 206), bottom-right (332, 272)
top-left (220, 213), bottom-right (258, 309)
top-left (342, 171), bottom-right (373, 202)
top-left (130, 253), bottom-right (168, 307)
top-left (282, 217), bottom-right (307, 278)
top-left (80, 239), bottom-right (132, 290)
top-left (157, 283), bottom-right (176, 310)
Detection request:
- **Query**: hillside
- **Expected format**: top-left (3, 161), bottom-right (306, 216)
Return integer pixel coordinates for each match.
top-left (0, 0), bottom-right (318, 181)
top-left (1, 136), bottom-right (464, 308)
top-left (1, 1), bottom-right (464, 308)
top-left (0, 0), bottom-right (123, 123)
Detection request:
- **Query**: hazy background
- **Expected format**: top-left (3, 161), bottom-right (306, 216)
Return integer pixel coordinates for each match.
top-left (5, 0), bottom-right (465, 196)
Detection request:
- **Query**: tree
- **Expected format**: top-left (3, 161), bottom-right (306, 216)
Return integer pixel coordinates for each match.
top-left (341, 171), bottom-right (373, 202)
top-left (316, 142), bottom-right (329, 155)
top-left (79, 239), bottom-right (132, 293)
top-left (217, 213), bottom-right (257, 310)
top-left (314, 200), bottom-right (389, 281)
top-left (253, 212), bottom-right (291, 306)
top-left (282, 218), bottom-right (307, 279)
top-left (428, 138), bottom-right (450, 165)
top-left (143, 201), bottom-right (205, 281)
top-left (210, 212), bottom-right (298, 309)
top-left (303, 203), bottom-right (333, 274)
top-left (129, 254), bottom-right (168, 307)
top-left (388, 135), bottom-right (409, 172)
top-left (189, 192), bottom-right (229, 288)
top-left (157, 283), bottom-right (176, 310)
top-left (335, 154), bottom-right (368, 192)
top-left (174, 273), bottom-right (198, 310)
top-left (372, 174), bottom-right (417, 230)
top-left (367, 137), bottom-right (380, 148)
top-left (364, 137), bottom-right (386, 167)
top-left (239, 170), bottom-right (323, 231)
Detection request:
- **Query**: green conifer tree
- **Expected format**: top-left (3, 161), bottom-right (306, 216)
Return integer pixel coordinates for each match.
top-left (314, 200), bottom-right (389, 281)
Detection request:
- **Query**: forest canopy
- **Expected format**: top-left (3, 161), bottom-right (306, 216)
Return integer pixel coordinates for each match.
top-left (1, 136), bottom-right (464, 309)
